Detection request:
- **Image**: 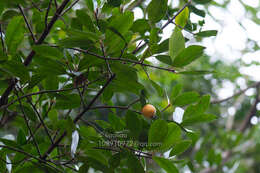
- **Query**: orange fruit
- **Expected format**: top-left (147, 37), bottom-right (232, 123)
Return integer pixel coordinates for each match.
top-left (141, 104), bottom-right (156, 118)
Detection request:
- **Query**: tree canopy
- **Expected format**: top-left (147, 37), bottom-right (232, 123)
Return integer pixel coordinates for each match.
top-left (0, 0), bottom-right (259, 172)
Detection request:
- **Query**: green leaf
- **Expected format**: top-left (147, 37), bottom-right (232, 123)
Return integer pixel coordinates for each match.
top-left (148, 120), bottom-right (168, 147)
top-left (171, 83), bottom-right (183, 99)
top-left (173, 91), bottom-right (200, 106)
top-left (109, 153), bottom-right (121, 169)
top-left (155, 55), bottom-right (173, 66)
top-left (150, 80), bottom-right (164, 97)
top-left (153, 156), bottom-right (179, 173)
top-left (55, 94), bottom-right (81, 109)
top-left (169, 28), bottom-right (185, 60)
top-left (169, 140), bottom-right (192, 156)
top-left (131, 19), bottom-right (150, 35)
top-left (189, 5), bottom-right (206, 17)
top-left (181, 113), bottom-right (217, 126)
top-left (175, 7), bottom-right (189, 28)
top-left (1, 60), bottom-right (30, 82)
top-left (196, 30), bottom-right (218, 37)
top-left (109, 113), bottom-right (125, 131)
top-left (172, 45), bottom-right (205, 67)
top-left (33, 45), bottom-right (63, 60)
top-left (58, 30), bottom-right (99, 48)
top-left (17, 129), bottom-right (26, 145)
top-left (105, 11), bottom-right (134, 53)
top-left (193, 0), bottom-right (212, 4)
top-left (85, 149), bottom-right (109, 167)
top-left (127, 152), bottom-right (145, 173)
top-left (125, 111), bottom-right (142, 138)
top-left (35, 58), bottom-right (66, 75)
top-left (85, 0), bottom-right (94, 11)
top-left (147, 0), bottom-right (168, 23)
top-left (160, 123), bottom-right (182, 151)
top-left (197, 95), bottom-right (211, 112)
top-left (156, 39), bottom-right (169, 54)
top-left (5, 16), bottom-right (24, 53)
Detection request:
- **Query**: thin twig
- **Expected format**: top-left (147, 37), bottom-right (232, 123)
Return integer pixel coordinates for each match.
top-left (18, 5), bottom-right (37, 43)
top-left (132, 0), bottom-right (192, 54)
top-left (40, 74), bottom-right (116, 160)
top-left (0, 77), bottom-right (102, 110)
top-left (45, 0), bottom-right (53, 28)
top-left (211, 81), bottom-right (260, 104)
top-left (0, 145), bottom-right (63, 172)
top-left (70, 47), bottom-right (176, 73)
top-left (14, 88), bottom-right (42, 157)
top-left (61, 0), bottom-right (80, 16)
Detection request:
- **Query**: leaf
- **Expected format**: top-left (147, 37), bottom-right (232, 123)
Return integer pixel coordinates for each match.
top-left (189, 5), bottom-right (205, 17)
top-left (172, 45), bottom-right (205, 67)
top-left (109, 153), bottom-right (121, 169)
top-left (155, 55), bottom-right (173, 66)
top-left (105, 11), bottom-right (134, 53)
top-left (169, 28), bottom-right (185, 60)
top-left (1, 60), bottom-right (30, 82)
top-left (55, 94), bottom-right (81, 109)
top-left (171, 83), bottom-right (183, 99)
top-left (109, 113), bottom-right (125, 131)
top-left (150, 80), bottom-right (164, 97)
top-left (156, 39), bottom-right (169, 54)
top-left (131, 19), bottom-right (150, 35)
top-left (33, 45), bottom-right (63, 60)
top-left (17, 129), bottom-right (26, 145)
top-left (148, 120), bottom-right (168, 147)
top-left (160, 123), bottom-right (181, 151)
top-left (181, 113), bottom-right (217, 126)
top-left (193, 0), bottom-right (212, 4)
top-left (5, 16), bottom-right (24, 53)
top-left (175, 7), bottom-right (189, 28)
top-left (147, 0), bottom-right (168, 23)
top-left (173, 91), bottom-right (200, 106)
top-left (127, 152), bottom-right (145, 173)
top-left (85, 149), bottom-right (109, 167)
top-left (125, 111), bottom-right (142, 138)
top-left (196, 30), bottom-right (218, 37)
top-left (169, 140), bottom-right (192, 156)
top-left (153, 156), bottom-right (179, 173)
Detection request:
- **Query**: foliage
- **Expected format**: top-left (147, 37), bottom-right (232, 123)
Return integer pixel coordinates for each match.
top-left (0, 0), bottom-right (259, 173)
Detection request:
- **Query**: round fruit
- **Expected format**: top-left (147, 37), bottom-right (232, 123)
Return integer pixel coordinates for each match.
top-left (141, 104), bottom-right (156, 118)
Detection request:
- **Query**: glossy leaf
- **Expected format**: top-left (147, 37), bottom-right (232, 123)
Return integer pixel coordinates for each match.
top-left (169, 28), bottom-right (185, 60)
top-left (147, 0), bottom-right (168, 23)
top-left (172, 45), bottom-right (205, 67)
top-left (153, 157), bottom-right (179, 173)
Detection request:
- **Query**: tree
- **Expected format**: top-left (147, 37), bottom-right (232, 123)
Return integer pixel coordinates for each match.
top-left (0, 0), bottom-right (259, 172)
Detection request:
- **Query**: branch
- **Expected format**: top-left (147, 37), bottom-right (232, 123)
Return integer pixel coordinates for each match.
top-left (0, 77), bottom-right (101, 111)
top-left (40, 74), bottom-right (116, 160)
top-left (0, 145), bottom-right (63, 172)
top-left (18, 5), bottom-right (37, 43)
top-left (211, 81), bottom-right (260, 104)
top-left (132, 0), bottom-right (192, 54)
top-left (14, 89), bottom-right (42, 157)
top-left (71, 48), bottom-right (176, 73)
top-left (45, 0), bottom-right (53, 28)
top-left (0, 0), bottom-right (73, 107)
top-left (201, 85), bottom-right (260, 173)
